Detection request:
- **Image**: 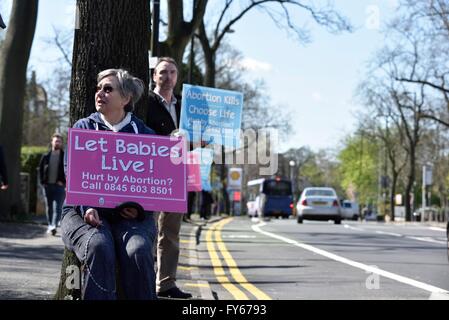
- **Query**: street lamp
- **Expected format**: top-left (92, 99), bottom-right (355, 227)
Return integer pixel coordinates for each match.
top-left (289, 160), bottom-right (296, 203)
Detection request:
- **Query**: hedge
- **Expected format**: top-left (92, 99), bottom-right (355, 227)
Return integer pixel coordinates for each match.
top-left (21, 146), bottom-right (48, 214)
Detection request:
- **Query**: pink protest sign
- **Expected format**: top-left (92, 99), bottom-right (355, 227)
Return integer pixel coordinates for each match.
top-left (66, 128), bottom-right (187, 213)
top-left (187, 151), bottom-right (201, 192)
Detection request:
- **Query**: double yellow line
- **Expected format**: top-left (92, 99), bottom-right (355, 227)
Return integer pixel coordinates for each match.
top-left (205, 218), bottom-right (271, 300)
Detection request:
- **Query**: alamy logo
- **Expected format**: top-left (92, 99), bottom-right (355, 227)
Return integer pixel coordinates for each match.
top-left (365, 5), bottom-right (380, 30)
top-left (365, 266), bottom-right (380, 290)
top-left (65, 265), bottom-right (81, 290)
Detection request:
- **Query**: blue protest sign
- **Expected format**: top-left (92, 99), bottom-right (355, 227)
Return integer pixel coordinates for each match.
top-left (180, 84), bottom-right (243, 148)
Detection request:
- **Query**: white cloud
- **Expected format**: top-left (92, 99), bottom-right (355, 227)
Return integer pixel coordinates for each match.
top-left (240, 58), bottom-right (273, 72)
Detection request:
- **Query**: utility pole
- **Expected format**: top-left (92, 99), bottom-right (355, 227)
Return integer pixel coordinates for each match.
top-left (289, 160), bottom-right (296, 213)
top-left (422, 165), bottom-right (427, 213)
top-left (422, 164), bottom-right (432, 219)
top-left (188, 0), bottom-right (197, 84)
top-left (150, 0), bottom-right (160, 90)
top-left (377, 141), bottom-right (382, 219)
top-left (151, 0), bottom-right (160, 57)
top-left (384, 117), bottom-right (389, 219)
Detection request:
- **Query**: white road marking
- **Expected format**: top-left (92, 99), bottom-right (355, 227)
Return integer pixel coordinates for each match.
top-left (428, 227), bottom-right (446, 232)
top-left (346, 224), bottom-right (444, 243)
top-left (343, 224), bottom-right (365, 232)
top-left (429, 292), bottom-right (449, 300)
top-left (222, 235), bottom-right (257, 239)
top-left (406, 236), bottom-right (446, 245)
top-left (252, 222), bottom-right (449, 296)
top-left (375, 230), bottom-right (402, 237)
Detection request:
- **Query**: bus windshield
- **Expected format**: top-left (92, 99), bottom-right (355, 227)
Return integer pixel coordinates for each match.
top-left (263, 180), bottom-right (292, 196)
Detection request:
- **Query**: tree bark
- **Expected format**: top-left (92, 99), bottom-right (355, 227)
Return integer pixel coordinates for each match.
top-left (70, 0), bottom-right (150, 125)
top-left (198, 21), bottom-right (216, 88)
top-left (0, 0), bottom-right (38, 218)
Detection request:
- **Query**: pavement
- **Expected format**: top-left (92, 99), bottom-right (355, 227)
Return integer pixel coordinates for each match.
top-left (173, 213), bottom-right (225, 300)
top-left (0, 212), bottom-right (226, 300)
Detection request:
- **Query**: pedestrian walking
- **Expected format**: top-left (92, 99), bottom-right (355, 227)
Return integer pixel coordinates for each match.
top-left (39, 134), bottom-right (66, 235)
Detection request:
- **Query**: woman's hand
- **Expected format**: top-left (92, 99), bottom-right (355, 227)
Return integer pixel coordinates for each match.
top-left (84, 208), bottom-right (102, 227)
top-left (120, 207), bottom-right (138, 220)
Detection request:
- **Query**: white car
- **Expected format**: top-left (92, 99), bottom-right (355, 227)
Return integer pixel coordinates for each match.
top-left (296, 187), bottom-right (341, 224)
top-left (341, 200), bottom-right (359, 220)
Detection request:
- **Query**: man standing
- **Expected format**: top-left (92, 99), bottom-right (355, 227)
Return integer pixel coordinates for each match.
top-left (39, 133), bottom-right (66, 236)
top-left (0, 145), bottom-right (8, 190)
top-left (146, 57), bottom-right (192, 299)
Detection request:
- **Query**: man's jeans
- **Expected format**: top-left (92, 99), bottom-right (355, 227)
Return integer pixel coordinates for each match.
top-left (44, 184), bottom-right (65, 227)
top-left (61, 209), bottom-right (157, 300)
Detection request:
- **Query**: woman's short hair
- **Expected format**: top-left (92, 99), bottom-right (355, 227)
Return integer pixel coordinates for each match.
top-left (97, 69), bottom-right (144, 112)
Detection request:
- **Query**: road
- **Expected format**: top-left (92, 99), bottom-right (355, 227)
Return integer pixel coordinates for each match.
top-left (197, 216), bottom-right (449, 300)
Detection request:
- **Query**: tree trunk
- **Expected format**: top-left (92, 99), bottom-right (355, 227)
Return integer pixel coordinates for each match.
top-left (54, 248), bottom-right (82, 300)
top-left (57, 0), bottom-right (151, 300)
top-left (204, 53), bottom-right (216, 88)
top-left (0, 0), bottom-right (38, 219)
top-left (70, 0), bottom-right (150, 125)
top-left (198, 22), bottom-right (216, 88)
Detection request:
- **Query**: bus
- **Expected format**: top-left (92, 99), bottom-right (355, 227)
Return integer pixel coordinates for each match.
top-left (246, 177), bottom-right (294, 219)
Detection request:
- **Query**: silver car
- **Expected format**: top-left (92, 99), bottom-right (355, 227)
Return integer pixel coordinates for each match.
top-left (296, 187), bottom-right (341, 224)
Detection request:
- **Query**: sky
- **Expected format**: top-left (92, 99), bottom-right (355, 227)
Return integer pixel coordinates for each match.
top-left (1, 0), bottom-right (397, 154)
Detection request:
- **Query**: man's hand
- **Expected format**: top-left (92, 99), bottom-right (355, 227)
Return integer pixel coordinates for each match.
top-left (84, 208), bottom-right (102, 227)
top-left (57, 181), bottom-right (64, 187)
top-left (120, 207), bottom-right (138, 220)
top-left (0, 184), bottom-right (8, 190)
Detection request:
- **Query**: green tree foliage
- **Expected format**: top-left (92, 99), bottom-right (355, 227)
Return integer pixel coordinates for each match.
top-left (23, 71), bottom-right (61, 146)
top-left (338, 133), bottom-right (380, 205)
top-left (299, 150), bottom-right (343, 196)
top-left (21, 146), bottom-right (47, 214)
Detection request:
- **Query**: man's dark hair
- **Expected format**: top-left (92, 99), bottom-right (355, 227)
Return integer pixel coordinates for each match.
top-left (154, 57), bottom-right (178, 70)
top-left (52, 133), bottom-right (63, 141)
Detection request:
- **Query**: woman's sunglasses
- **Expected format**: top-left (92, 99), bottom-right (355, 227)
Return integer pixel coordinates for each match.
top-left (96, 85), bottom-right (114, 94)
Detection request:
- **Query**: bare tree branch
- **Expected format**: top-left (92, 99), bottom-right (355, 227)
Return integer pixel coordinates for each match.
top-left (51, 27), bottom-right (72, 67)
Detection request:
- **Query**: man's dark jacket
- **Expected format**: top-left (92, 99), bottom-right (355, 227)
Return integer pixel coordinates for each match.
top-left (146, 91), bottom-right (181, 136)
top-left (39, 149), bottom-right (66, 185)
